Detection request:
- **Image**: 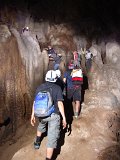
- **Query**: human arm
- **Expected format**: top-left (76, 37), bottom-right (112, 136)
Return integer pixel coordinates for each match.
top-left (62, 77), bottom-right (67, 96)
top-left (58, 101), bottom-right (67, 129)
top-left (30, 101), bottom-right (36, 126)
top-left (56, 85), bottom-right (67, 129)
top-left (63, 77), bottom-right (66, 84)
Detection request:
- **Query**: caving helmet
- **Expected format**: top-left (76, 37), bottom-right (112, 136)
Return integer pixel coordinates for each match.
top-left (55, 69), bottom-right (61, 78)
top-left (45, 70), bottom-right (57, 82)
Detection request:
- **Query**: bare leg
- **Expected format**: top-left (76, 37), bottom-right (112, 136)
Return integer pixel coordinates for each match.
top-left (75, 100), bottom-right (80, 113)
top-left (46, 148), bottom-right (54, 159)
top-left (72, 101), bottom-right (75, 113)
top-left (74, 101), bottom-right (80, 118)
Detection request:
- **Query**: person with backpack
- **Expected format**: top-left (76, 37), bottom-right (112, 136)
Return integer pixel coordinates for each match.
top-left (53, 54), bottom-right (62, 70)
top-left (31, 70), bottom-right (67, 160)
top-left (71, 66), bottom-right (83, 86)
top-left (47, 45), bottom-right (57, 58)
top-left (63, 63), bottom-right (82, 119)
top-left (46, 46), bottom-right (62, 70)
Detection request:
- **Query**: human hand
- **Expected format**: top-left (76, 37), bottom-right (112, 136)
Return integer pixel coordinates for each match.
top-left (62, 119), bottom-right (67, 129)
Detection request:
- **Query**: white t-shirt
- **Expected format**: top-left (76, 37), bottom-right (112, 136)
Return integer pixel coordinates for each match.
top-left (85, 52), bottom-right (92, 59)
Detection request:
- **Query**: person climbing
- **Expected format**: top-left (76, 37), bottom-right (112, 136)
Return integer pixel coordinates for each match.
top-left (21, 26), bottom-right (30, 36)
top-left (63, 63), bottom-right (82, 119)
top-left (53, 53), bottom-right (62, 70)
top-left (46, 46), bottom-right (62, 70)
top-left (22, 26), bottom-right (29, 33)
top-left (47, 45), bottom-right (57, 58)
top-left (73, 51), bottom-right (80, 67)
top-left (31, 70), bottom-right (67, 160)
top-left (85, 49), bottom-right (93, 71)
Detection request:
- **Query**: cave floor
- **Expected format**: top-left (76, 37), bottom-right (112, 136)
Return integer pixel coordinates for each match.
top-left (0, 119), bottom-right (98, 160)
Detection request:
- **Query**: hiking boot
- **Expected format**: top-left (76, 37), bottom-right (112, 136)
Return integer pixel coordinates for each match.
top-left (34, 141), bottom-right (41, 149)
top-left (74, 115), bottom-right (78, 119)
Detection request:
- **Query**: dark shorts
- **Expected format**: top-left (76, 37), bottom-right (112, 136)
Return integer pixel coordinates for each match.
top-left (67, 86), bottom-right (81, 101)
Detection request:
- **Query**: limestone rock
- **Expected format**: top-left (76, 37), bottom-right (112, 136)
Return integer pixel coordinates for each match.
top-left (0, 25), bottom-right (11, 42)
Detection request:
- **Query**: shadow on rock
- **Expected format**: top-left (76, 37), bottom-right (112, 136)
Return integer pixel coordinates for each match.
top-left (98, 144), bottom-right (120, 160)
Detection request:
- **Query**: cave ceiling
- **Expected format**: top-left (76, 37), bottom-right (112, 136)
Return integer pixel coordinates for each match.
top-left (0, 0), bottom-right (120, 39)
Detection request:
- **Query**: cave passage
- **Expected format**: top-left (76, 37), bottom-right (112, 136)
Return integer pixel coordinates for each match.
top-left (0, 1), bottom-right (120, 160)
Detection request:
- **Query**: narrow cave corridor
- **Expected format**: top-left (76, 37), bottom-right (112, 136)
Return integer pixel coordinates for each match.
top-left (0, 0), bottom-right (120, 160)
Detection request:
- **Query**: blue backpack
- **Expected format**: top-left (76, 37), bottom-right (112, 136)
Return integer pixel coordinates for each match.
top-left (34, 87), bottom-right (55, 117)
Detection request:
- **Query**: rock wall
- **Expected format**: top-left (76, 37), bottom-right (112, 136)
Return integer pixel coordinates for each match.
top-left (0, 25), bottom-right (32, 142)
top-left (0, 24), bottom-right (49, 143)
top-left (0, 22), bottom-right (78, 143)
top-left (79, 40), bottom-right (120, 158)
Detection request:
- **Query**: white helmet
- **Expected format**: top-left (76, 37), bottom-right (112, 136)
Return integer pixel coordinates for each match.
top-left (45, 70), bottom-right (57, 82)
top-left (55, 69), bottom-right (61, 78)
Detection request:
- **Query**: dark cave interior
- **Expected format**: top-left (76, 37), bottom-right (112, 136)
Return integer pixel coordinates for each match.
top-left (0, 0), bottom-right (120, 40)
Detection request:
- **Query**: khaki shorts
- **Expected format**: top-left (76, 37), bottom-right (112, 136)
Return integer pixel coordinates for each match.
top-left (37, 113), bottom-right (60, 148)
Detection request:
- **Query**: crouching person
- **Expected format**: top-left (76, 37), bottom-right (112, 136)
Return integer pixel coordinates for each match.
top-left (31, 70), bottom-right (67, 160)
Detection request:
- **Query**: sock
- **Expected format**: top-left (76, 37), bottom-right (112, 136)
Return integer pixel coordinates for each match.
top-left (74, 112), bottom-right (78, 116)
top-left (36, 136), bottom-right (41, 142)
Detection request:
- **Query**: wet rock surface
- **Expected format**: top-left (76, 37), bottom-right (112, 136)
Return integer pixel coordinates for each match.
top-left (0, 14), bottom-right (120, 160)
top-left (0, 25), bottom-right (11, 42)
